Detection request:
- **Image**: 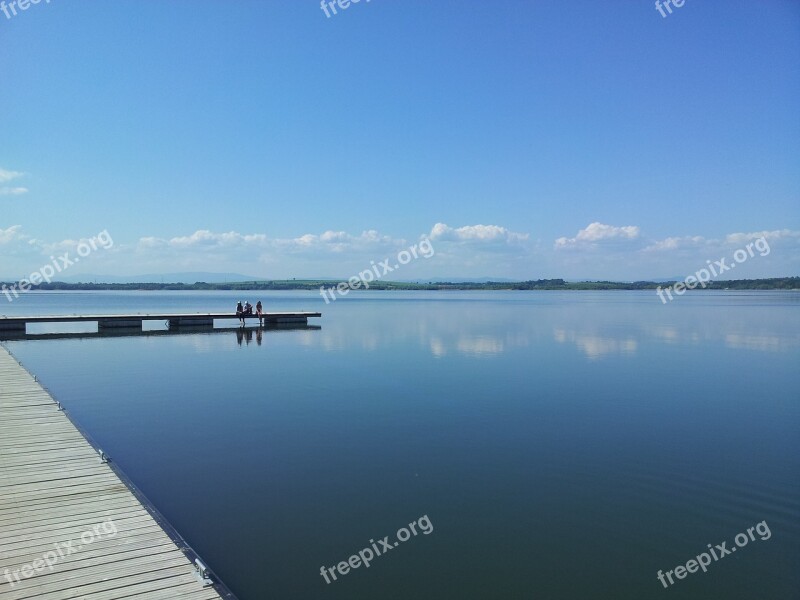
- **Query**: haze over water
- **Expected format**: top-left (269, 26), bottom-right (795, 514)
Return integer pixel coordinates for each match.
top-left (4, 290), bottom-right (799, 599)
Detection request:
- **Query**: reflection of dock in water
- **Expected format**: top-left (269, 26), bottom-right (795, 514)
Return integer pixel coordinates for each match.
top-left (0, 322), bottom-right (320, 342)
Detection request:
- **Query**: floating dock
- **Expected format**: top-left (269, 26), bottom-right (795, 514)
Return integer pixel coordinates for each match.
top-left (0, 346), bottom-right (235, 599)
top-left (0, 312), bottom-right (322, 333)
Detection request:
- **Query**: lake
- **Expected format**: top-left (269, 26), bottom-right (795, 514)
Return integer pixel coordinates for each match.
top-left (2, 290), bottom-right (799, 599)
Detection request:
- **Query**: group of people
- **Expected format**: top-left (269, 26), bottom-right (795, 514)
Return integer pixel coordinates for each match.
top-left (236, 300), bottom-right (263, 326)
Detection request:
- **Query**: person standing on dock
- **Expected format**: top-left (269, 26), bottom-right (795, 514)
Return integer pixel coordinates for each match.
top-left (256, 300), bottom-right (263, 326)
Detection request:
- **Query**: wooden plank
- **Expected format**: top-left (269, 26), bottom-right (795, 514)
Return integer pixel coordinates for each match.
top-left (0, 512), bottom-right (154, 547)
top-left (0, 497), bottom-right (143, 532)
top-left (3, 562), bottom-right (195, 600)
top-left (0, 481), bottom-right (130, 507)
top-left (0, 524), bottom-right (167, 562)
top-left (0, 346), bottom-right (228, 600)
top-left (0, 449), bottom-right (101, 467)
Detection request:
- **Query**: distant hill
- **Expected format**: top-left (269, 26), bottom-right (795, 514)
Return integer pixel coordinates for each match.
top-left (401, 277), bottom-right (521, 284)
top-left (58, 272), bottom-right (260, 284)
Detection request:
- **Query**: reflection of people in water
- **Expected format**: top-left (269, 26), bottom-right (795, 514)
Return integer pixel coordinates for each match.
top-left (256, 328), bottom-right (263, 346)
top-left (236, 328), bottom-right (254, 346)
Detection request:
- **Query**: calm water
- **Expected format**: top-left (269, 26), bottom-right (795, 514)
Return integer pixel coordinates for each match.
top-left (3, 291), bottom-right (799, 599)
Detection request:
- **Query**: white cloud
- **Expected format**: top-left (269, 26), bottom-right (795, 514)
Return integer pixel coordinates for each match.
top-left (428, 223), bottom-right (528, 244)
top-left (139, 228), bottom-right (406, 252)
top-left (3, 228), bottom-right (107, 254)
top-left (276, 229), bottom-right (405, 254)
top-left (129, 225), bottom-right (534, 278)
top-left (0, 225), bottom-right (25, 245)
top-left (724, 229), bottom-right (800, 245)
top-left (0, 187), bottom-right (28, 196)
top-left (642, 235), bottom-right (708, 252)
top-left (549, 222), bottom-right (800, 279)
top-left (168, 230), bottom-right (268, 248)
top-left (643, 229), bottom-right (800, 253)
top-left (5, 222), bottom-right (796, 281)
top-left (134, 228), bottom-right (410, 271)
top-left (0, 168), bottom-right (24, 184)
top-left (555, 222), bottom-right (640, 249)
top-left (132, 230), bottom-right (270, 275)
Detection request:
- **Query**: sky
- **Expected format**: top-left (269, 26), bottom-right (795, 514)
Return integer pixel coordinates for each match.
top-left (1, 0), bottom-right (799, 282)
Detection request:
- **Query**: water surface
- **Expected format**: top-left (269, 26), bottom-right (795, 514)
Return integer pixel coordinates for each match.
top-left (3, 290), bottom-right (799, 599)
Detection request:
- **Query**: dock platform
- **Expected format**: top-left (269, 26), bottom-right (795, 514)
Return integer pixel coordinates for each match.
top-left (0, 346), bottom-right (234, 599)
top-left (0, 312), bottom-right (321, 332)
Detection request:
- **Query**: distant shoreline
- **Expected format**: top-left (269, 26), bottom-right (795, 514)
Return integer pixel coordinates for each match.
top-left (2, 277), bottom-right (798, 292)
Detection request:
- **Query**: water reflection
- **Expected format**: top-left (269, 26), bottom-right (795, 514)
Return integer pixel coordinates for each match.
top-left (553, 328), bottom-right (638, 360)
top-left (641, 322), bottom-right (800, 352)
top-left (309, 291), bottom-right (800, 362)
top-left (724, 333), bottom-right (798, 352)
top-left (427, 334), bottom-right (509, 357)
top-left (3, 291), bottom-right (798, 600)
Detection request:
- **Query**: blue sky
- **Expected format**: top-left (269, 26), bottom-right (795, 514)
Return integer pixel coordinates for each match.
top-left (1, 0), bottom-right (798, 281)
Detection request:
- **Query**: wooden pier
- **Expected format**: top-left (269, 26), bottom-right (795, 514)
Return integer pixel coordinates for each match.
top-left (0, 346), bottom-right (235, 599)
top-left (0, 312), bottom-right (321, 333)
